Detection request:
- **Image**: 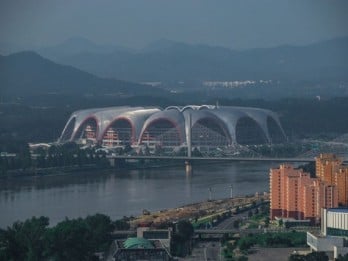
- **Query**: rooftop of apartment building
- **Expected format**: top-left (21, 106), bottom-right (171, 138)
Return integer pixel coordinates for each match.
top-left (328, 208), bottom-right (348, 213)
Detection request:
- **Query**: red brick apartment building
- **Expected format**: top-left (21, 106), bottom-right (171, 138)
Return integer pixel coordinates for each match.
top-left (316, 154), bottom-right (348, 206)
top-left (270, 164), bottom-right (338, 224)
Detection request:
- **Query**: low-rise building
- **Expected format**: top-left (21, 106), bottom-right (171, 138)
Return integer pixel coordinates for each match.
top-left (105, 227), bottom-right (172, 261)
top-left (307, 208), bottom-right (348, 259)
top-left (108, 238), bottom-right (172, 261)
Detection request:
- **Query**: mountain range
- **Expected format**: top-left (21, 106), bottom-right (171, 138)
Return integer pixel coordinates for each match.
top-left (32, 37), bottom-right (348, 83)
top-left (1, 37), bottom-right (348, 104)
top-left (0, 51), bottom-right (164, 103)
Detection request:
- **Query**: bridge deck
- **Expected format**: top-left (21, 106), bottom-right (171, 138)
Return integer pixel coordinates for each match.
top-left (108, 155), bottom-right (319, 162)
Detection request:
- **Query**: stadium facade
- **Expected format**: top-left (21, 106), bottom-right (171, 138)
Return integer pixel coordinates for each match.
top-left (58, 105), bottom-right (286, 148)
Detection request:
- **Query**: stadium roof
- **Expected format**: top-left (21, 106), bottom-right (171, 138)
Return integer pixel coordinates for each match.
top-left (58, 105), bottom-right (286, 146)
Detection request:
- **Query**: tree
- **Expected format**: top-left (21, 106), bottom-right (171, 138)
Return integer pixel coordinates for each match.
top-left (113, 219), bottom-right (130, 230)
top-left (177, 220), bottom-right (194, 241)
top-left (144, 145), bottom-right (151, 156)
top-left (238, 237), bottom-right (254, 251)
top-left (171, 220), bottom-right (194, 257)
top-left (278, 219), bottom-right (283, 227)
top-left (18, 142), bottom-right (31, 170)
top-left (21, 216), bottom-right (50, 261)
top-left (170, 234), bottom-right (186, 257)
top-left (298, 162), bottom-right (316, 178)
top-left (0, 216), bottom-right (49, 261)
top-left (35, 147), bottom-right (47, 168)
top-left (260, 203), bottom-right (268, 214)
top-left (123, 143), bottom-right (132, 154)
top-left (0, 222), bottom-right (27, 261)
top-left (85, 214), bottom-right (114, 251)
top-left (46, 218), bottom-right (94, 261)
top-left (0, 214), bottom-right (116, 261)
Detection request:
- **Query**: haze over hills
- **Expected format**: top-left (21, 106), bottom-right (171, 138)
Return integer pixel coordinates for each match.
top-left (1, 42), bottom-right (348, 142)
top-left (0, 51), bottom-right (165, 104)
top-left (30, 37), bottom-right (348, 84)
top-left (1, 36), bottom-right (348, 103)
top-left (37, 37), bottom-right (133, 59)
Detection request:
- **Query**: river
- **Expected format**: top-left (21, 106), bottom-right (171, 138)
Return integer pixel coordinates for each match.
top-left (0, 162), bottom-right (278, 228)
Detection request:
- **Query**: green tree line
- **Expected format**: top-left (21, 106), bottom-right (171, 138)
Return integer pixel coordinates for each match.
top-left (2, 97), bottom-right (348, 144)
top-left (0, 214), bottom-right (128, 261)
top-left (0, 141), bottom-right (110, 175)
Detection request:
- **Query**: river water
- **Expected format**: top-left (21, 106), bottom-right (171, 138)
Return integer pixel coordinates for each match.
top-left (0, 162), bottom-right (278, 228)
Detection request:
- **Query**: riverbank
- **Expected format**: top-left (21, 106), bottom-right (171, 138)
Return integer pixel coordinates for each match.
top-left (130, 194), bottom-right (269, 228)
top-left (0, 160), bottom-right (179, 178)
top-left (0, 159), bottom-right (228, 179)
top-left (0, 162), bottom-right (271, 228)
top-left (0, 164), bottom-right (112, 179)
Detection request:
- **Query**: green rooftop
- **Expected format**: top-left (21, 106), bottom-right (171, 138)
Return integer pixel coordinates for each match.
top-left (123, 237), bottom-right (155, 249)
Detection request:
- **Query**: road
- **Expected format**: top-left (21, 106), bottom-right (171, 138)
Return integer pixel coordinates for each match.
top-left (186, 211), bottom-right (250, 261)
top-left (204, 242), bottom-right (221, 261)
top-left (213, 211), bottom-right (249, 230)
top-left (182, 242), bottom-right (222, 261)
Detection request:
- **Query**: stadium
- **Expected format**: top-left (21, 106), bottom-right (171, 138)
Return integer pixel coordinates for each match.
top-left (58, 105), bottom-right (286, 149)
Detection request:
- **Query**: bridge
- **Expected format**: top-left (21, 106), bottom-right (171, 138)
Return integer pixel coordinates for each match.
top-left (107, 155), bottom-right (318, 163)
top-left (105, 131), bottom-right (348, 164)
top-left (194, 227), bottom-right (319, 235)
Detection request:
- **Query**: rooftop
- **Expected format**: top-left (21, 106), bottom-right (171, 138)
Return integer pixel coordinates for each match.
top-left (122, 237), bottom-right (154, 249)
top-left (328, 208), bottom-right (348, 213)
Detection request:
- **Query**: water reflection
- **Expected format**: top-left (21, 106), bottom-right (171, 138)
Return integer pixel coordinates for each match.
top-left (0, 162), bottom-right (275, 228)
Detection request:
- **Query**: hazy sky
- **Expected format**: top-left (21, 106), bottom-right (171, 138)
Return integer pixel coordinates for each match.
top-left (1, 0), bottom-right (348, 49)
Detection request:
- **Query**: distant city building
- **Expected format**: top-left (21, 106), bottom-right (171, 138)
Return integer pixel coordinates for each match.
top-left (307, 208), bottom-right (348, 259)
top-left (270, 164), bottom-right (338, 224)
top-left (316, 154), bottom-right (348, 206)
top-left (58, 105), bottom-right (286, 148)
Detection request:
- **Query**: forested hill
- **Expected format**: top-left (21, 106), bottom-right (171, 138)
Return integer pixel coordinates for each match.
top-left (0, 51), bottom-right (166, 102)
